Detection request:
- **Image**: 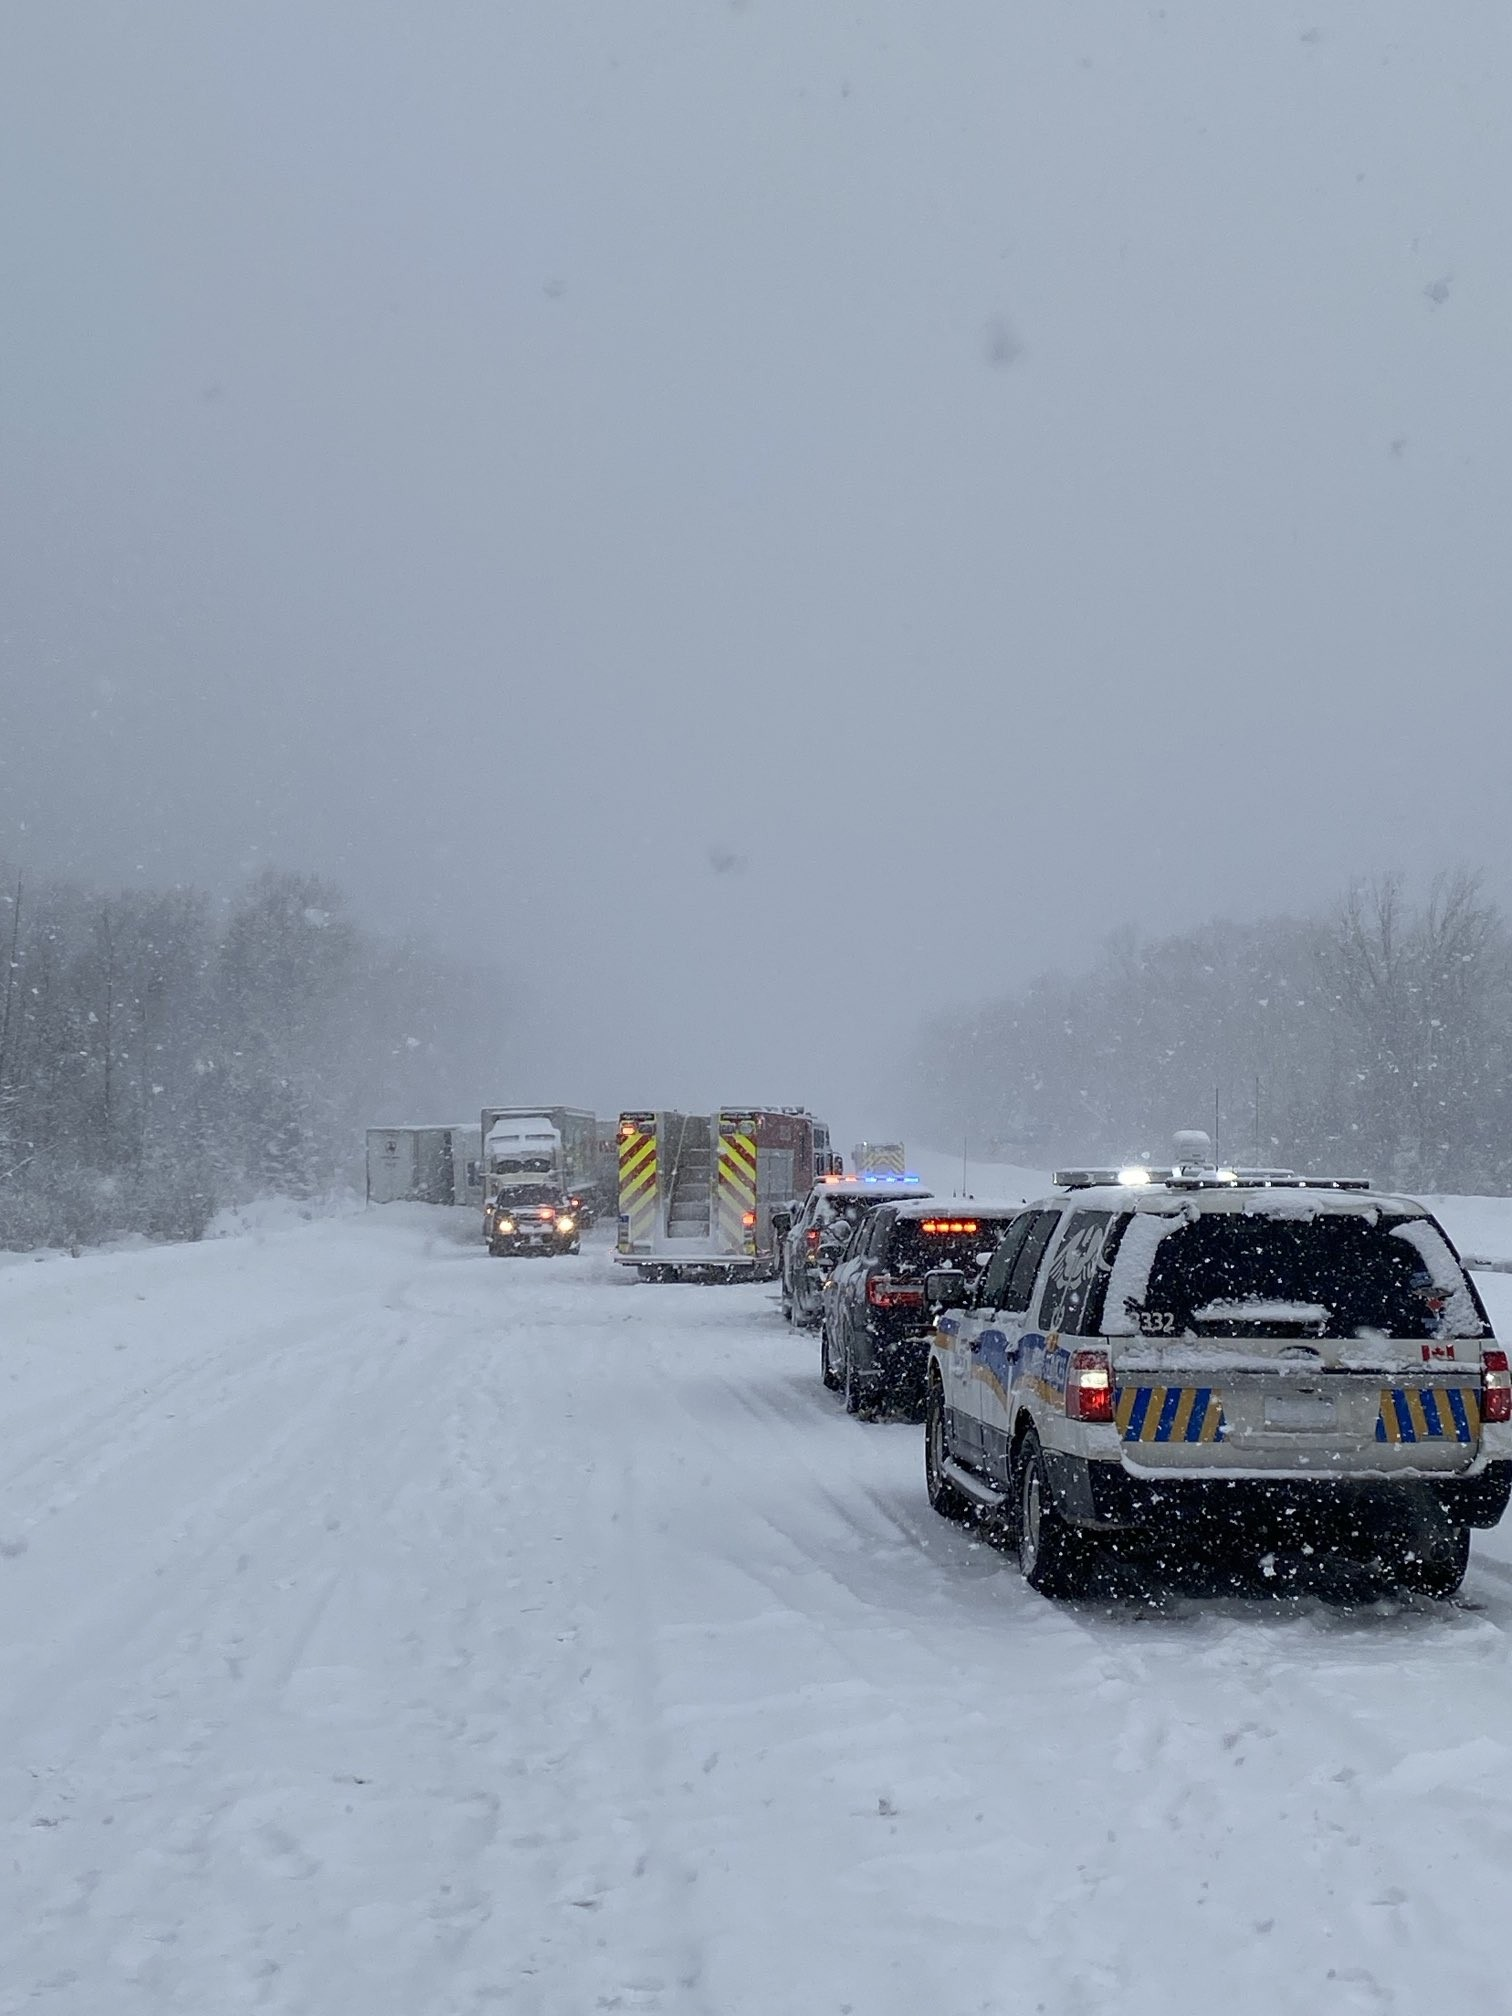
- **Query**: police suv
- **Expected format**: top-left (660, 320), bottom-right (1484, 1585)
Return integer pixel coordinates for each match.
top-left (925, 1144), bottom-right (1512, 1598)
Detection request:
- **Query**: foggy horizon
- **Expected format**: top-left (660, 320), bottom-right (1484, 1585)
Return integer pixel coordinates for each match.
top-left (5, 3), bottom-right (1510, 1142)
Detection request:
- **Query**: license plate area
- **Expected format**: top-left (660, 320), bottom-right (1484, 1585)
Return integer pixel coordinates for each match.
top-left (1264, 1391), bottom-right (1337, 1430)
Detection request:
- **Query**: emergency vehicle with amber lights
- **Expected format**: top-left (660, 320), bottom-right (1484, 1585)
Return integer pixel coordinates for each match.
top-left (615, 1108), bottom-right (835, 1281)
top-left (820, 1196), bottom-right (1023, 1415)
top-left (925, 1134), bottom-right (1512, 1598)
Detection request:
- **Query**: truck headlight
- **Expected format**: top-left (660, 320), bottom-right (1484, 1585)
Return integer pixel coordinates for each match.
top-left (499, 1218), bottom-right (516, 1234)
top-left (556, 1216), bottom-right (575, 1234)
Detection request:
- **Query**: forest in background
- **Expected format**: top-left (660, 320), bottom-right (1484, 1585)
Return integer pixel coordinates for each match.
top-left (906, 873), bottom-right (1512, 1197)
top-left (0, 867), bottom-right (504, 1250)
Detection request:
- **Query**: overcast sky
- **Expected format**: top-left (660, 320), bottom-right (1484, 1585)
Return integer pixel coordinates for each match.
top-left (3, 3), bottom-right (1510, 1141)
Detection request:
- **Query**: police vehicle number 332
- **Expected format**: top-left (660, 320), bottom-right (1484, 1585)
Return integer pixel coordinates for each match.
top-left (924, 1157), bottom-right (1512, 1599)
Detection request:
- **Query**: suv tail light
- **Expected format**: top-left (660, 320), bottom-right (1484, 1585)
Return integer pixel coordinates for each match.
top-left (1483, 1348), bottom-right (1512, 1424)
top-left (1065, 1348), bottom-right (1115, 1424)
top-left (806, 1227), bottom-right (822, 1250)
top-left (867, 1274), bottom-right (926, 1310)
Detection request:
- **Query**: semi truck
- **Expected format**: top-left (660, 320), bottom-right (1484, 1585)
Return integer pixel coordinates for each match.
top-left (366, 1125), bottom-right (479, 1207)
top-left (480, 1107), bottom-right (613, 1226)
top-left (615, 1108), bottom-right (834, 1280)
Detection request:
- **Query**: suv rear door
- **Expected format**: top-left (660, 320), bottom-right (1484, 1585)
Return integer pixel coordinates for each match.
top-left (1105, 1202), bottom-right (1492, 1478)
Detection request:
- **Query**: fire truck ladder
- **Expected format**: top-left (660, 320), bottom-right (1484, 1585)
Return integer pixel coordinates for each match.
top-left (665, 1115), bottom-right (713, 1239)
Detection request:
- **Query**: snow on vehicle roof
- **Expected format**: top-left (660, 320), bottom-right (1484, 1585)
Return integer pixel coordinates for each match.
top-left (890, 1197), bottom-right (1023, 1220)
top-left (486, 1119), bottom-right (561, 1144)
top-left (1041, 1180), bottom-right (1421, 1219)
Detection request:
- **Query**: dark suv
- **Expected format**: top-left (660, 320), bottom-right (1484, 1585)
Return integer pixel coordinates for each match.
top-left (821, 1199), bottom-right (1020, 1415)
top-left (779, 1176), bottom-right (930, 1326)
top-left (485, 1187), bottom-right (582, 1257)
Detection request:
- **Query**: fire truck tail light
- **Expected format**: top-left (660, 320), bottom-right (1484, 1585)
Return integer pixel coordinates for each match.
top-left (1065, 1348), bottom-right (1115, 1424)
top-left (1482, 1348), bottom-right (1512, 1424)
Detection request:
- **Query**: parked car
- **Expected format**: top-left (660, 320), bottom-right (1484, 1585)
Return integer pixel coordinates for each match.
top-left (821, 1199), bottom-right (1022, 1416)
top-left (925, 1151), bottom-right (1512, 1598)
top-left (779, 1175), bottom-right (930, 1326)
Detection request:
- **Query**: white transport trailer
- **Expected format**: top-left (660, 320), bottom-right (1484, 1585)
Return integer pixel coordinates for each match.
top-left (366, 1126), bottom-right (479, 1207)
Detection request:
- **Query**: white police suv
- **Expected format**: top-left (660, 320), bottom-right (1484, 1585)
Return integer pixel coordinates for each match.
top-left (925, 1141), bottom-right (1512, 1598)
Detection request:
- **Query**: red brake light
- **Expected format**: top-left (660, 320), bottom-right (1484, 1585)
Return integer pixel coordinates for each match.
top-left (867, 1274), bottom-right (926, 1310)
top-left (742, 1211), bottom-right (756, 1228)
top-left (807, 1227), bottom-right (821, 1249)
top-left (1065, 1348), bottom-right (1115, 1424)
top-left (1483, 1348), bottom-right (1512, 1424)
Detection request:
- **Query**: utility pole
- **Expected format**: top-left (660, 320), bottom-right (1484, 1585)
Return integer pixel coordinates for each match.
top-left (0, 871), bottom-right (20, 1095)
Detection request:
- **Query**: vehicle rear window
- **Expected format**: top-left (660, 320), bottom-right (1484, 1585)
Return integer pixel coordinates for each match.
top-left (817, 1196), bottom-right (877, 1232)
top-left (1125, 1212), bottom-right (1488, 1341)
top-left (887, 1217), bottom-right (1015, 1277)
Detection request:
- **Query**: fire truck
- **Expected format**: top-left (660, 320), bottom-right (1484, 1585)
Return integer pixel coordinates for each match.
top-left (615, 1108), bottom-right (835, 1281)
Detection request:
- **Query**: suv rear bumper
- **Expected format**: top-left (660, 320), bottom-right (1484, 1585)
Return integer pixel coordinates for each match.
top-left (1045, 1449), bottom-right (1512, 1541)
top-left (856, 1322), bottom-right (933, 1396)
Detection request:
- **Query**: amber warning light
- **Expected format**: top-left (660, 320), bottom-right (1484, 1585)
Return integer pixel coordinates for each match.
top-left (921, 1219), bottom-right (979, 1235)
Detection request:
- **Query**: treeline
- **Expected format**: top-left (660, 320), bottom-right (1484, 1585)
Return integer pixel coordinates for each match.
top-left (906, 872), bottom-right (1512, 1195)
top-left (0, 867), bottom-right (503, 1250)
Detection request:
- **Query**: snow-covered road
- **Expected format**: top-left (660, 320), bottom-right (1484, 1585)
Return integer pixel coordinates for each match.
top-left (5, 1205), bottom-right (1512, 2014)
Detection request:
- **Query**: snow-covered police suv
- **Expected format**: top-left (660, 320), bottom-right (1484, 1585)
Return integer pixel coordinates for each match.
top-left (925, 1145), bottom-right (1512, 1598)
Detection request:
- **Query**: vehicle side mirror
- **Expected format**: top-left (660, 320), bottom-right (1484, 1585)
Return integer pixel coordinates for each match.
top-left (925, 1268), bottom-right (970, 1308)
top-left (771, 1209), bottom-right (793, 1239)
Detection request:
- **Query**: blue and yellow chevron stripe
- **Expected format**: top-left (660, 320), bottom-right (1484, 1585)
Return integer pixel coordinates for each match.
top-left (1375, 1386), bottom-right (1479, 1445)
top-left (1115, 1385), bottom-right (1226, 1445)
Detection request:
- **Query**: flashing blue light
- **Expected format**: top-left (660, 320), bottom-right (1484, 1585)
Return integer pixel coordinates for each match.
top-left (860, 1172), bottom-right (922, 1184)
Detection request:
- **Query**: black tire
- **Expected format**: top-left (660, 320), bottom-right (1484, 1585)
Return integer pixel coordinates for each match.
top-left (1016, 1432), bottom-right (1087, 1599)
top-left (843, 1334), bottom-right (879, 1420)
top-left (781, 1282), bottom-right (794, 1324)
top-left (1397, 1522), bottom-right (1471, 1598)
top-left (820, 1320), bottom-right (841, 1392)
top-left (925, 1374), bottom-right (971, 1520)
top-left (488, 1241), bottom-right (504, 1258)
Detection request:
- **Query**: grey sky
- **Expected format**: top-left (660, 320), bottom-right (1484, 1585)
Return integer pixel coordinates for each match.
top-left (3, 3), bottom-right (1510, 1139)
